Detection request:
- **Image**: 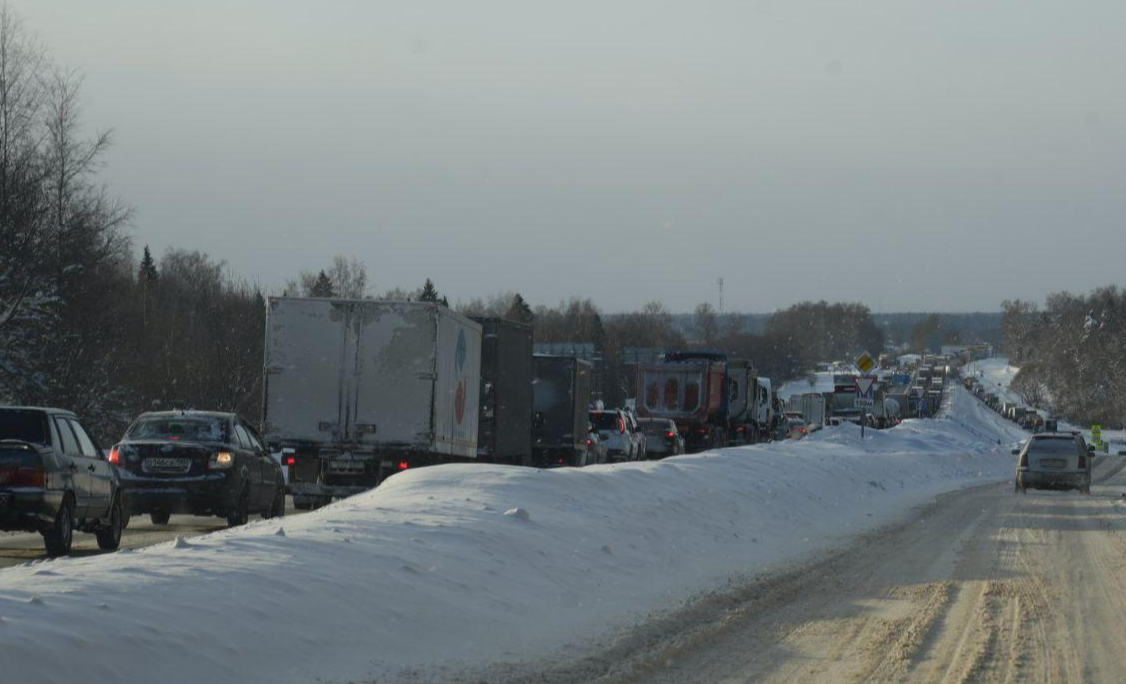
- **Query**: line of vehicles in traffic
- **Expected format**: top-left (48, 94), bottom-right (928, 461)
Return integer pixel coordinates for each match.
top-left (1, 297), bottom-right (795, 554)
top-left (962, 375), bottom-right (1055, 432)
top-left (962, 370), bottom-right (1100, 493)
top-left (3, 297), bottom-right (958, 557)
top-left (261, 298), bottom-right (797, 509)
top-left (0, 406), bottom-right (285, 556)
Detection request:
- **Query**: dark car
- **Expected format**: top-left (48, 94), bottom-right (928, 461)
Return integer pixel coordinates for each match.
top-left (113, 411), bottom-right (285, 526)
top-left (638, 418), bottom-right (685, 459)
top-left (0, 406), bottom-right (124, 556)
top-left (1014, 433), bottom-right (1094, 494)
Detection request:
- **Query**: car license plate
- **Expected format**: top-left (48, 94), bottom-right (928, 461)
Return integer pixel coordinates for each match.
top-left (142, 457), bottom-right (191, 474)
top-left (1040, 458), bottom-right (1066, 469)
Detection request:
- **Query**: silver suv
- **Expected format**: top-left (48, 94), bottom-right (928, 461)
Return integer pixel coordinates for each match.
top-left (1014, 433), bottom-right (1094, 494)
top-left (589, 410), bottom-right (639, 462)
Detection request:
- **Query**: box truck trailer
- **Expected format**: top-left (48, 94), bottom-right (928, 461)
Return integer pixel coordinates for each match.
top-left (262, 298), bottom-right (481, 508)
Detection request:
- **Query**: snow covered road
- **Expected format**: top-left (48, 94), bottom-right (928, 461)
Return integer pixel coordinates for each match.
top-left (0, 387), bottom-right (1024, 684)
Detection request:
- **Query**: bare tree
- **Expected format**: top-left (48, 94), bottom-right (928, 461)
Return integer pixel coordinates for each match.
top-left (286, 254), bottom-right (368, 298)
top-left (693, 302), bottom-right (718, 347)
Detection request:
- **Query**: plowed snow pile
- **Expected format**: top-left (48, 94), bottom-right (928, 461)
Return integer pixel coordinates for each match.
top-left (0, 387), bottom-right (1024, 684)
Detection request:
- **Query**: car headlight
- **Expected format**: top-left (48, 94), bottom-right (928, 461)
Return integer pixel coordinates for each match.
top-left (209, 451), bottom-right (235, 469)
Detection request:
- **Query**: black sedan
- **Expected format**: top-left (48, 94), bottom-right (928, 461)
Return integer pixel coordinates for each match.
top-left (113, 411), bottom-right (285, 527)
top-left (0, 406), bottom-right (124, 556)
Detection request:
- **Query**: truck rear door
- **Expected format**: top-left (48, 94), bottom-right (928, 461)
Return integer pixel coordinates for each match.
top-left (350, 303), bottom-right (436, 448)
top-left (263, 298), bottom-right (351, 445)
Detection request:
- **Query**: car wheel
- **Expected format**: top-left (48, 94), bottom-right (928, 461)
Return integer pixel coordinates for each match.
top-left (43, 495), bottom-right (75, 557)
top-left (227, 487), bottom-right (250, 527)
top-left (293, 496), bottom-right (313, 510)
top-left (271, 486), bottom-right (288, 518)
top-left (261, 486), bottom-right (283, 518)
top-left (150, 511), bottom-right (171, 525)
top-left (96, 496), bottom-right (123, 551)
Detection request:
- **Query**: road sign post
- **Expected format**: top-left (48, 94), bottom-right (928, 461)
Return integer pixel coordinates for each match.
top-left (855, 374), bottom-right (877, 439)
top-left (1092, 425), bottom-right (1105, 452)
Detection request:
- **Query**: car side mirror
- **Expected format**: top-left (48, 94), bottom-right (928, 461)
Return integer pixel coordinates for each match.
top-left (1088, 445), bottom-right (1097, 454)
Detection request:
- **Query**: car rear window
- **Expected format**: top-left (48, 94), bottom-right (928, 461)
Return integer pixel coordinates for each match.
top-left (1029, 438), bottom-right (1079, 454)
top-left (640, 421), bottom-right (672, 436)
top-left (589, 412), bottom-right (620, 431)
top-left (127, 416), bottom-right (229, 443)
top-left (0, 409), bottom-right (48, 445)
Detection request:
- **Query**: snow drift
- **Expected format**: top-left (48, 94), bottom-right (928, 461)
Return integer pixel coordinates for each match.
top-left (0, 387), bottom-right (1023, 684)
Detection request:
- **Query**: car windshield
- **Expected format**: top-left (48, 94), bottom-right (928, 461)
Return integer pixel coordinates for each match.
top-left (0, 410), bottom-right (48, 445)
top-left (127, 416), bottom-right (229, 443)
top-left (1029, 438), bottom-right (1079, 454)
top-left (590, 413), bottom-right (620, 431)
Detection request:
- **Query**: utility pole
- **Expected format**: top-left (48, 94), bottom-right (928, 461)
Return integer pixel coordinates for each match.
top-left (717, 277), bottom-right (724, 314)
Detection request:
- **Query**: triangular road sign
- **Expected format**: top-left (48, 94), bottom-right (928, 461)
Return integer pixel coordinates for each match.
top-left (855, 375), bottom-right (877, 399)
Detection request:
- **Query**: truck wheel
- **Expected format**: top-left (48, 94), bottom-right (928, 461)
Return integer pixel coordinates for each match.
top-left (227, 488), bottom-right (250, 527)
top-left (43, 495), bottom-right (75, 557)
top-left (96, 496), bottom-right (123, 551)
top-left (150, 511), bottom-right (171, 525)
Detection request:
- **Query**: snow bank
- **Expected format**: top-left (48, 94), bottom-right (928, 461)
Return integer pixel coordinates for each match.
top-left (0, 387), bottom-right (1019, 684)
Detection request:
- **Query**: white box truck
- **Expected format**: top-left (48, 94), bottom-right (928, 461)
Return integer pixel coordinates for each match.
top-left (262, 298), bottom-right (481, 508)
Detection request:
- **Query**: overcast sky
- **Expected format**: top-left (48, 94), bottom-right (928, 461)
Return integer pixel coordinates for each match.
top-left (13, 0), bottom-right (1125, 313)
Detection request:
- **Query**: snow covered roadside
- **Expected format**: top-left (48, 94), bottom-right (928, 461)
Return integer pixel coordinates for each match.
top-left (0, 387), bottom-right (1021, 684)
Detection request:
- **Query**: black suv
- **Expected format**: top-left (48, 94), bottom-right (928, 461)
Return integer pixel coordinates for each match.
top-left (112, 411), bottom-right (285, 526)
top-left (0, 407), bottom-right (124, 556)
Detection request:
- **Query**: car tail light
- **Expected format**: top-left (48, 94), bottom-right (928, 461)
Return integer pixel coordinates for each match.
top-left (1078, 455), bottom-right (1086, 469)
top-left (398, 461), bottom-right (410, 471)
top-left (619, 417), bottom-right (626, 434)
top-left (286, 455), bottom-right (297, 466)
top-left (667, 431), bottom-right (677, 438)
top-left (801, 428), bottom-right (808, 435)
top-left (5, 467), bottom-right (46, 488)
top-left (108, 447), bottom-right (121, 465)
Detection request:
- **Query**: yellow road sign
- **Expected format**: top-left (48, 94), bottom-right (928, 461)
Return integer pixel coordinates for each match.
top-left (856, 352), bottom-right (876, 374)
